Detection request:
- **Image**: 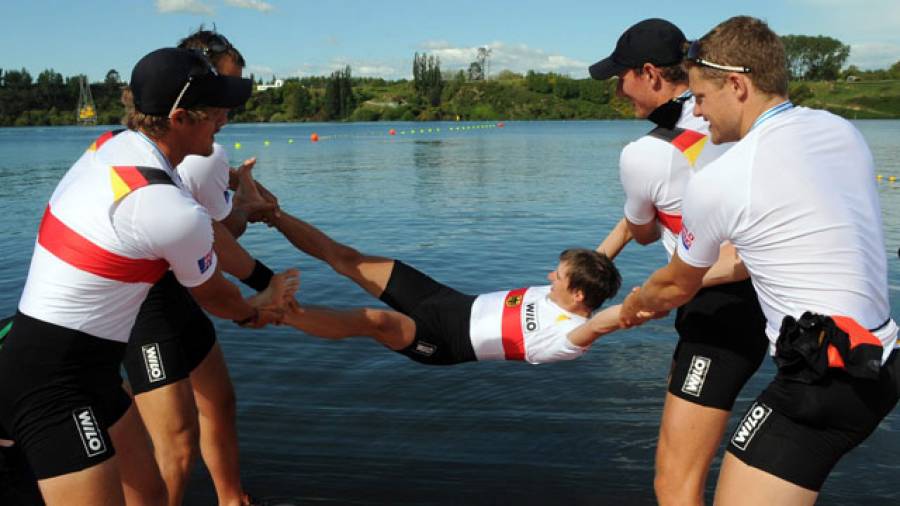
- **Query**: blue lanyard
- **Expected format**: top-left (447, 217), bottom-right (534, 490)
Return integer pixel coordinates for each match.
top-left (135, 130), bottom-right (176, 174)
top-left (677, 89), bottom-right (693, 101)
top-left (750, 100), bottom-right (793, 132)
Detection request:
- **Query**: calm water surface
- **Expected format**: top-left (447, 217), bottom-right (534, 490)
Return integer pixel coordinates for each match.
top-left (1, 120), bottom-right (898, 505)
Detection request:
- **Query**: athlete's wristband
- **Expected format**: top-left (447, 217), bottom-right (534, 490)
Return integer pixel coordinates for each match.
top-left (233, 308), bottom-right (259, 327)
top-left (240, 260), bottom-right (274, 292)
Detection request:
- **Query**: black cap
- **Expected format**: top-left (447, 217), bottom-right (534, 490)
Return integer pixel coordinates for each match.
top-left (589, 19), bottom-right (687, 80)
top-left (130, 47), bottom-right (252, 116)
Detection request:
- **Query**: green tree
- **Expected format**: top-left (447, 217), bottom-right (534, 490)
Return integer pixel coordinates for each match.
top-left (782, 35), bottom-right (850, 81)
top-left (525, 71), bottom-right (552, 93)
top-left (412, 53), bottom-right (443, 106)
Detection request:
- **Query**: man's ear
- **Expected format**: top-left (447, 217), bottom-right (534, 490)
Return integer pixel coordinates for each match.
top-left (573, 289), bottom-right (585, 304)
top-left (728, 73), bottom-right (750, 102)
top-left (168, 108), bottom-right (189, 126)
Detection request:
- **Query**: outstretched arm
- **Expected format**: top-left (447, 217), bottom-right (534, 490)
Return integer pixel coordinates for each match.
top-left (567, 299), bottom-right (667, 348)
top-left (597, 218), bottom-right (633, 260)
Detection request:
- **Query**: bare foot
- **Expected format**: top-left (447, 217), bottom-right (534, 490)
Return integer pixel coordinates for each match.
top-left (249, 269), bottom-right (299, 310)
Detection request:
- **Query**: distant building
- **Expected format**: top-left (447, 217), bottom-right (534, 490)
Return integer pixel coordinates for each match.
top-left (256, 79), bottom-right (284, 91)
top-left (846, 75), bottom-right (860, 83)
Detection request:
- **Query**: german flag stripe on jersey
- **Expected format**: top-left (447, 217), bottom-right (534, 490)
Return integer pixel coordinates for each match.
top-left (649, 127), bottom-right (708, 167)
top-left (87, 129), bottom-right (125, 152)
top-left (110, 165), bottom-right (175, 202)
top-left (37, 205), bottom-right (169, 283)
top-left (501, 287), bottom-right (528, 360)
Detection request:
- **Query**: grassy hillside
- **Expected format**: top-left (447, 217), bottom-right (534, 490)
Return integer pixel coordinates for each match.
top-left (790, 80), bottom-right (900, 118)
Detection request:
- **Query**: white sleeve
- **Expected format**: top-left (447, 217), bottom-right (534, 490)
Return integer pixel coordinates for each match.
top-left (619, 140), bottom-right (666, 226)
top-left (526, 321), bottom-right (590, 364)
top-left (177, 144), bottom-right (233, 222)
top-left (133, 188), bottom-right (218, 288)
top-left (676, 173), bottom-right (732, 268)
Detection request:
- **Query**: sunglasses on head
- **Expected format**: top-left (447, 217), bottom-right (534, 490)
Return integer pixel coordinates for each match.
top-left (685, 40), bottom-right (751, 74)
top-left (204, 33), bottom-right (233, 57)
top-left (168, 50), bottom-right (218, 118)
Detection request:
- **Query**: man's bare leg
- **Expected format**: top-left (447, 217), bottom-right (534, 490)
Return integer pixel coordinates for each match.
top-left (713, 452), bottom-right (817, 506)
top-left (654, 393), bottom-right (730, 506)
top-left (132, 381), bottom-right (199, 506)
top-left (190, 344), bottom-right (246, 506)
top-left (282, 304), bottom-right (416, 351)
top-left (273, 213), bottom-right (394, 298)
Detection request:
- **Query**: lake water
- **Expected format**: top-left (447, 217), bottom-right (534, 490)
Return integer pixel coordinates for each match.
top-left (1, 120), bottom-right (899, 505)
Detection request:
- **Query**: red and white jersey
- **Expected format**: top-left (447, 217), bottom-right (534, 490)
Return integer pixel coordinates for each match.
top-left (178, 143), bottom-right (232, 222)
top-left (678, 106), bottom-right (897, 360)
top-left (619, 97), bottom-right (731, 259)
top-left (469, 285), bottom-right (588, 364)
top-left (18, 130), bottom-right (217, 343)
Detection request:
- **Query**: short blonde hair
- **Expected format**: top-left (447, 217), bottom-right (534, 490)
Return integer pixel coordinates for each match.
top-left (689, 16), bottom-right (788, 96)
top-left (121, 87), bottom-right (210, 138)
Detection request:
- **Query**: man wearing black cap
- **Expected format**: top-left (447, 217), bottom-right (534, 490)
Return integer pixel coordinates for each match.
top-left (592, 19), bottom-right (768, 506)
top-left (0, 48), bottom-right (297, 505)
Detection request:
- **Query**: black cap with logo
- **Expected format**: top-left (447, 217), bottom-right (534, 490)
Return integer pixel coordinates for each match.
top-left (589, 18), bottom-right (687, 80)
top-left (130, 47), bottom-right (252, 116)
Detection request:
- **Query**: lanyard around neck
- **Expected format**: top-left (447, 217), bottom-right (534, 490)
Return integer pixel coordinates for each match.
top-left (750, 100), bottom-right (794, 132)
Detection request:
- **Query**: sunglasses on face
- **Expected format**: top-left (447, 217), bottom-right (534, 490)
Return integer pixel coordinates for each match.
top-left (168, 50), bottom-right (218, 118)
top-left (685, 40), bottom-right (751, 74)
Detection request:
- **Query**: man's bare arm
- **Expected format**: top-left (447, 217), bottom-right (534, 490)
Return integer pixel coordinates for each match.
top-left (621, 253), bottom-right (708, 327)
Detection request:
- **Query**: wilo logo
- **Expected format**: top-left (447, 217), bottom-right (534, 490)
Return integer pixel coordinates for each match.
top-left (72, 407), bottom-right (107, 457)
top-left (414, 341), bottom-right (436, 356)
top-left (731, 402), bottom-right (773, 451)
top-left (681, 355), bottom-right (711, 397)
top-left (524, 302), bottom-right (539, 332)
top-left (142, 343), bottom-right (166, 383)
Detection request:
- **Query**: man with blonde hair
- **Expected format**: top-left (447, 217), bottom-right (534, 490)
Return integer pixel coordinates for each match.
top-left (621, 16), bottom-right (898, 505)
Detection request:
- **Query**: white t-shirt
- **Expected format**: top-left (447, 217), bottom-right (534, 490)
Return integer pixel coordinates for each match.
top-left (677, 106), bottom-right (897, 359)
top-left (178, 143), bottom-right (233, 222)
top-left (18, 130), bottom-right (216, 342)
top-left (620, 97), bottom-right (731, 259)
top-left (468, 285), bottom-right (589, 364)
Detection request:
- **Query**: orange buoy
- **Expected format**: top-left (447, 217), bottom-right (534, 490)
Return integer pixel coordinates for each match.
top-left (389, 129), bottom-right (396, 136)
top-left (497, 122), bottom-right (505, 128)
top-left (310, 133), bottom-right (319, 142)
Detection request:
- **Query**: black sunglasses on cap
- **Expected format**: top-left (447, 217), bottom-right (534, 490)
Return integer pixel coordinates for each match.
top-left (169, 50), bottom-right (218, 118)
top-left (685, 40), bottom-right (751, 74)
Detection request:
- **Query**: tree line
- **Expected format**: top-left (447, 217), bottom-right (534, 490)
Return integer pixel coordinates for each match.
top-left (2, 34), bottom-right (900, 126)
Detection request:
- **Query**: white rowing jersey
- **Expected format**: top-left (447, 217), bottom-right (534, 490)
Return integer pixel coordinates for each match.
top-left (677, 106), bottom-right (897, 361)
top-left (18, 130), bottom-right (217, 343)
top-left (619, 96), bottom-right (731, 259)
top-left (178, 143), bottom-right (233, 222)
top-left (468, 285), bottom-right (588, 364)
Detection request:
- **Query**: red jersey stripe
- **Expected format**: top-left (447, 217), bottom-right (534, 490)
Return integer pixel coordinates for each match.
top-left (501, 288), bottom-right (528, 360)
top-left (656, 210), bottom-right (683, 234)
top-left (37, 205), bottom-right (169, 284)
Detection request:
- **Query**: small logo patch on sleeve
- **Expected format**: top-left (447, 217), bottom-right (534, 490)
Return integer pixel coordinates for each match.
top-left (680, 226), bottom-right (695, 250)
top-left (197, 249), bottom-right (214, 274)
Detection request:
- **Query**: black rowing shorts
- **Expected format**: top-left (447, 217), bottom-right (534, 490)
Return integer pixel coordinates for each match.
top-left (727, 349), bottom-right (900, 491)
top-left (123, 271), bottom-right (217, 394)
top-left (669, 279), bottom-right (769, 410)
top-left (0, 312), bottom-right (131, 480)
top-left (379, 261), bottom-right (477, 365)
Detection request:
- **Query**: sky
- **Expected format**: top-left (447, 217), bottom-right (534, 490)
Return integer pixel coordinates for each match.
top-left (2, 0), bottom-right (899, 83)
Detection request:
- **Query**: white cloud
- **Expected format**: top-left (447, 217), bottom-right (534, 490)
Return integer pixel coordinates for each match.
top-left (224, 0), bottom-right (274, 12)
top-left (848, 42), bottom-right (900, 70)
top-left (155, 0), bottom-right (214, 15)
top-left (418, 41), bottom-right (590, 77)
